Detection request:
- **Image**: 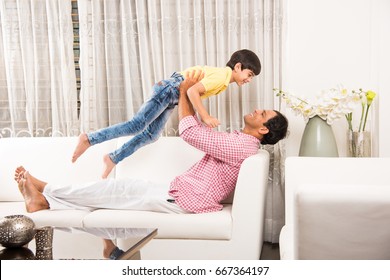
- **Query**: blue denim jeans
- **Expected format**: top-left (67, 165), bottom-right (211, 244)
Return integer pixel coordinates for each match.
top-left (88, 72), bottom-right (184, 164)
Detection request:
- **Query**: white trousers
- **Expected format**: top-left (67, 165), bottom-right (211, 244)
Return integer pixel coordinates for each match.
top-left (57, 227), bottom-right (155, 240)
top-left (43, 178), bottom-right (190, 214)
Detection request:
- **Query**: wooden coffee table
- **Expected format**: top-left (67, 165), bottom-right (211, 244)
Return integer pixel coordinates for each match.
top-left (0, 227), bottom-right (157, 260)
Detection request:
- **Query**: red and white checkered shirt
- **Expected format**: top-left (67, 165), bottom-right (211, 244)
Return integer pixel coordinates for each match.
top-left (169, 115), bottom-right (260, 213)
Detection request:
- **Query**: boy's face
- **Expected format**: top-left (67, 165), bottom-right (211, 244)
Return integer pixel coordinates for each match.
top-left (232, 63), bottom-right (255, 86)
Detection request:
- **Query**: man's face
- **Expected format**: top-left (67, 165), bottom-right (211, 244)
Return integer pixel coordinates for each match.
top-left (244, 109), bottom-right (277, 129)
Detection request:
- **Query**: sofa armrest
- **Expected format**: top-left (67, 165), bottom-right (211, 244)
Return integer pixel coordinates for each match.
top-left (294, 183), bottom-right (390, 259)
top-left (229, 149), bottom-right (270, 258)
top-left (283, 157), bottom-right (390, 259)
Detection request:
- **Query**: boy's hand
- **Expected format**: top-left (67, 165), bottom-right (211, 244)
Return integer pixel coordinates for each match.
top-left (202, 115), bottom-right (220, 128)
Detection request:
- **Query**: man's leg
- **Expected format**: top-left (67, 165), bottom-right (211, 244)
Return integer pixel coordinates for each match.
top-left (17, 171), bottom-right (50, 213)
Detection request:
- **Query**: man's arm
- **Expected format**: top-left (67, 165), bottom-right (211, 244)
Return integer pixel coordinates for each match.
top-left (178, 71), bottom-right (203, 121)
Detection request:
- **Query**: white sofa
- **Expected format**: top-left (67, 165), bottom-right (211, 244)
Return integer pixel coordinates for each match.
top-left (0, 136), bottom-right (270, 259)
top-left (280, 156), bottom-right (390, 260)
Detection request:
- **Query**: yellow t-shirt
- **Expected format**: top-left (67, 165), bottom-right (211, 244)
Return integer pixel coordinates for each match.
top-left (180, 66), bottom-right (232, 99)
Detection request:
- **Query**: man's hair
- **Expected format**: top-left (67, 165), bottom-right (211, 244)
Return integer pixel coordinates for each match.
top-left (261, 110), bottom-right (288, 145)
top-left (226, 49), bottom-right (261, 76)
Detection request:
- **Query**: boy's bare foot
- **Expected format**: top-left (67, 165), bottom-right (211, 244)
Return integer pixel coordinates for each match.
top-left (14, 166), bottom-right (47, 192)
top-left (18, 172), bottom-right (49, 213)
top-left (72, 133), bottom-right (91, 163)
top-left (102, 154), bottom-right (116, 179)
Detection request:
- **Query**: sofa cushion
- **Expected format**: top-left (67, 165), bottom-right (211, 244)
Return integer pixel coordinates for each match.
top-left (0, 202), bottom-right (28, 217)
top-left (28, 210), bottom-right (92, 228)
top-left (82, 205), bottom-right (232, 240)
top-left (0, 202), bottom-right (89, 228)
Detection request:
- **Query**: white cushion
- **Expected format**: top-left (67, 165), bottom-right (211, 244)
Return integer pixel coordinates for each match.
top-left (82, 205), bottom-right (232, 240)
top-left (0, 202), bottom-right (89, 228)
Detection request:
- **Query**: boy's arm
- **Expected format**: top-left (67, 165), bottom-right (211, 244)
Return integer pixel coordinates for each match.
top-left (178, 71), bottom-right (204, 121)
top-left (187, 83), bottom-right (220, 128)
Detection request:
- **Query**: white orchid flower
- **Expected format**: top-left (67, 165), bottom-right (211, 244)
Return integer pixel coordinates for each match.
top-left (274, 86), bottom-right (361, 124)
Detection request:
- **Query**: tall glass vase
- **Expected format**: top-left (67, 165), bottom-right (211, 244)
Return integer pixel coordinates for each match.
top-left (299, 115), bottom-right (339, 157)
top-left (347, 131), bottom-right (371, 157)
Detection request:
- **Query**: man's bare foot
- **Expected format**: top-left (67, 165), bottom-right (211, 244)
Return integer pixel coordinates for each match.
top-left (18, 172), bottom-right (49, 213)
top-left (14, 166), bottom-right (47, 192)
top-left (14, 166), bottom-right (26, 183)
top-left (72, 133), bottom-right (91, 163)
top-left (102, 154), bottom-right (116, 179)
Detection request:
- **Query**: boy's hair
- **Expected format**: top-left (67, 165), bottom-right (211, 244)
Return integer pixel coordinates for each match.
top-left (261, 110), bottom-right (288, 145)
top-left (226, 49), bottom-right (261, 75)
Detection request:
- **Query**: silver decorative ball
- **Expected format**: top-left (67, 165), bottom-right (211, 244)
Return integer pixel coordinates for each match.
top-left (0, 247), bottom-right (35, 260)
top-left (0, 215), bottom-right (36, 248)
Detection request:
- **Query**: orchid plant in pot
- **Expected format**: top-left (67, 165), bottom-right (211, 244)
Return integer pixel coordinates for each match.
top-left (345, 89), bottom-right (377, 157)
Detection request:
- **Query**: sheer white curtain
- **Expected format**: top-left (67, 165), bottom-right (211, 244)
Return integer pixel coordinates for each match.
top-left (0, 0), bottom-right (78, 137)
top-left (77, 0), bottom-right (286, 243)
top-left (0, 0), bottom-right (286, 243)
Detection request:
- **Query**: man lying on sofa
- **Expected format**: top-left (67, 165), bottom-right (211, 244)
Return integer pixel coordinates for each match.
top-left (14, 71), bottom-right (288, 258)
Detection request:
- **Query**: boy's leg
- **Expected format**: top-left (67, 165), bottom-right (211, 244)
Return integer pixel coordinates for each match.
top-left (72, 77), bottom-right (180, 164)
top-left (71, 133), bottom-right (91, 163)
top-left (88, 78), bottom-right (179, 146)
top-left (108, 105), bottom-right (175, 165)
top-left (100, 75), bottom-right (183, 178)
top-left (101, 106), bottom-right (175, 179)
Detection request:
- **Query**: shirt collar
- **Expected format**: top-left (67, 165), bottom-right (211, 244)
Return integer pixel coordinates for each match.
top-left (235, 130), bottom-right (260, 145)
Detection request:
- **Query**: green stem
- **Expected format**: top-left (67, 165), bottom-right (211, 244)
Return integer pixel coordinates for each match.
top-left (358, 104), bottom-right (366, 132)
top-left (362, 104), bottom-right (371, 132)
top-left (345, 113), bottom-right (353, 131)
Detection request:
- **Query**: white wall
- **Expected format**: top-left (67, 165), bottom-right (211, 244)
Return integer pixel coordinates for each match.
top-left (284, 0), bottom-right (390, 157)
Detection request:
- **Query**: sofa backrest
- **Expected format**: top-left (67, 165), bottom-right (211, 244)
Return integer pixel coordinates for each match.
top-left (115, 136), bottom-right (204, 184)
top-left (0, 137), bottom-right (117, 201)
top-left (0, 136), bottom-right (207, 202)
top-left (0, 136), bottom-right (241, 204)
top-left (115, 136), bottom-right (245, 204)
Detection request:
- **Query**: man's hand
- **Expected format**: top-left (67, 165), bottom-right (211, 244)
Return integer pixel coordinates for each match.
top-left (179, 70), bottom-right (204, 96)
